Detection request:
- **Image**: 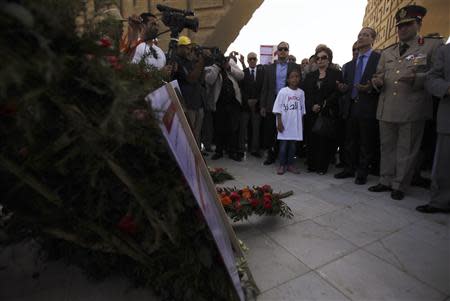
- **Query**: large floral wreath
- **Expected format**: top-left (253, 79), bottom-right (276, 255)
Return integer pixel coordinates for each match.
top-left (217, 185), bottom-right (293, 222)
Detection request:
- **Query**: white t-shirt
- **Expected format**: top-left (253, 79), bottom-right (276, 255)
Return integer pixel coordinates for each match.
top-left (272, 86), bottom-right (306, 141)
top-left (131, 42), bottom-right (166, 70)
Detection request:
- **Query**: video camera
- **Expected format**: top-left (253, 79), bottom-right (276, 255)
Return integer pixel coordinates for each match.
top-left (193, 46), bottom-right (226, 66)
top-left (156, 4), bottom-right (199, 61)
top-left (157, 4), bottom-right (199, 34)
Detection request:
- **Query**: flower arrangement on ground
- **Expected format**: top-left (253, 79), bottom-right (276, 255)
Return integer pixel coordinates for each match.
top-left (209, 167), bottom-right (234, 183)
top-left (218, 185), bottom-right (293, 222)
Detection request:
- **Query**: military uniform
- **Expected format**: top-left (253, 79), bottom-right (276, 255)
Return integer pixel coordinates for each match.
top-left (375, 35), bottom-right (443, 191)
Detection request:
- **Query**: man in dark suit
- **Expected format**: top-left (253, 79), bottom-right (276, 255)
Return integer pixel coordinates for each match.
top-left (260, 41), bottom-right (301, 165)
top-left (416, 43), bottom-right (450, 214)
top-left (239, 52), bottom-right (265, 157)
top-left (335, 27), bottom-right (381, 184)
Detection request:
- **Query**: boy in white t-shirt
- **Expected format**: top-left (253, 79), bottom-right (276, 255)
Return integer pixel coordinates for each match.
top-left (272, 69), bottom-right (306, 175)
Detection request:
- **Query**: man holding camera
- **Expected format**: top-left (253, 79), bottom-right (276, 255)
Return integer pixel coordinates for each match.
top-left (173, 36), bottom-right (206, 148)
top-left (129, 13), bottom-right (166, 70)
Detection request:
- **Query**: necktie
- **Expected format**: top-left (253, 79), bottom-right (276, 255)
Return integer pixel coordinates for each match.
top-left (351, 55), bottom-right (365, 99)
top-left (251, 69), bottom-right (255, 81)
top-left (399, 43), bottom-right (409, 56)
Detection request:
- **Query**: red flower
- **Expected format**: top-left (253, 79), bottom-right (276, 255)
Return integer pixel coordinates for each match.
top-left (132, 109), bottom-right (148, 121)
top-left (18, 147), bottom-right (29, 158)
top-left (250, 198), bottom-right (259, 208)
top-left (118, 214), bottom-right (137, 235)
top-left (263, 199), bottom-right (272, 209)
top-left (263, 193), bottom-right (272, 201)
top-left (230, 191), bottom-right (240, 202)
top-left (0, 104), bottom-right (18, 116)
top-left (106, 55), bottom-right (118, 64)
top-left (234, 201), bottom-right (242, 211)
top-left (98, 37), bottom-right (113, 48)
top-left (261, 184), bottom-right (272, 193)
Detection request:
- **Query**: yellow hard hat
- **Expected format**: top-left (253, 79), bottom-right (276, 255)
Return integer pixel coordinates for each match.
top-left (178, 36), bottom-right (192, 46)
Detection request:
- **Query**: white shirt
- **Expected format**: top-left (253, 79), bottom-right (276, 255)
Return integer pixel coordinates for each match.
top-left (131, 42), bottom-right (166, 70)
top-left (272, 86), bottom-right (306, 141)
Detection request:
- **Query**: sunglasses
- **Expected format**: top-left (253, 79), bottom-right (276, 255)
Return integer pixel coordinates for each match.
top-left (248, 57), bottom-right (257, 61)
top-left (316, 55), bottom-right (328, 61)
top-left (278, 47), bottom-right (289, 51)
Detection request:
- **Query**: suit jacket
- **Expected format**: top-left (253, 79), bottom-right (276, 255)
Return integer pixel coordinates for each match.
top-left (341, 51), bottom-right (381, 119)
top-left (260, 62), bottom-right (301, 111)
top-left (303, 67), bottom-right (343, 119)
top-left (426, 44), bottom-right (450, 134)
top-left (375, 36), bottom-right (444, 122)
top-left (240, 64), bottom-right (265, 111)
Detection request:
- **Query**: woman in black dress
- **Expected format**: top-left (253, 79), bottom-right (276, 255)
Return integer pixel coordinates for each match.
top-left (303, 46), bottom-right (343, 174)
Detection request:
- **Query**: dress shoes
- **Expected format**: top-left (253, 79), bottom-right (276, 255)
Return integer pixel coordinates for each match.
top-left (354, 177), bottom-right (367, 185)
top-left (211, 153), bottom-right (223, 160)
top-left (230, 153), bottom-right (242, 162)
top-left (368, 183), bottom-right (392, 192)
top-left (390, 190), bottom-right (404, 200)
top-left (334, 171), bottom-right (355, 179)
top-left (416, 204), bottom-right (450, 214)
top-left (411, 176), bottom-right (431, 189)
top-left (263, 157), bottom-right (275, 165)
top-left (335, 162), bottom-right (346, 168)
top-left (250, 151), bottom-right (262, 158)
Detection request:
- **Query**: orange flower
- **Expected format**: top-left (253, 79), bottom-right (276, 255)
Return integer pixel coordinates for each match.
top-left (242, 189), bottom-right (252, 199)
top-left (221, 196), bottom-right (232, 206)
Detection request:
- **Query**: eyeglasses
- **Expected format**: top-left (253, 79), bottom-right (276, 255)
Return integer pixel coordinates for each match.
top-left (278, 47), bottom-right (289, 51)
top-left (316, 55), bottom-right (328, 61)
top-left (248, 57), bottom-right (257, 61)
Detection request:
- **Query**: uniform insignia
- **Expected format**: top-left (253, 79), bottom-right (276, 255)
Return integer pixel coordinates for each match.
top-left (418, 36), bottom-right (424, 45)
top-left (399, 9), bottom-right (407, 18)
top-left (405, 54), bottom-right (415, 61)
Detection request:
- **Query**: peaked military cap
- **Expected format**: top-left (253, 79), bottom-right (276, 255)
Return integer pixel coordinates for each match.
top-left (395, 5), bottom-right (427, 26)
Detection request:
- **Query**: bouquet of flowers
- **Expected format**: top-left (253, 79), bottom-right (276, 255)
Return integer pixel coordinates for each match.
top-left (209, 167), bottom-right (234, 184)
top-left (217, 185), bottom-right (293, 222)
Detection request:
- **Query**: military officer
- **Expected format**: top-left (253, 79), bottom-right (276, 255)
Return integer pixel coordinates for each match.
top-left (368, 5), bottom-right (444, 200)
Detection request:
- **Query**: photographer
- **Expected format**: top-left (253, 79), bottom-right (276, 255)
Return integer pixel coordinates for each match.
top-left (205, 55), bottom-right (244, 161)
top-left (129, 13), bottom-right (166, 70)
top-left (173, 36), bottom-right (206, 148)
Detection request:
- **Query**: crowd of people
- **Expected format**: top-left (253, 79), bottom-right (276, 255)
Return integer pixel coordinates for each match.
top-left (122, 5), bottom-right (449, 214)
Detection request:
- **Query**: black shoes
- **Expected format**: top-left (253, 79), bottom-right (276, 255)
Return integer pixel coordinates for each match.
top-left (416, 204), bottom-right (450, 214)
top-left (250, 151), bottom-right (262, 158)
top-left (354, 177), bottom-right (367, 185)
top-left (334, 171), bottom-right (355, 179)
top-left (368, 183), bottom-right (392, 192)
top-left (411, 176), bottom-right (431, 189)
top-left (390, 190), bottom-right (404, 200)
top-left (230, 153), bottom-right (242, 162)
top-left (211, 153), bottom-right (223, 160)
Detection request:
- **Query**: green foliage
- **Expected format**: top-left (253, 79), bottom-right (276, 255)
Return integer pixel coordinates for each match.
top-left (0, 1), bottom-right (238, 300)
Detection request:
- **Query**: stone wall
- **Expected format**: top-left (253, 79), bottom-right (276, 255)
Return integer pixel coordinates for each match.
top-left (363, 0), bottom-right (450, 50)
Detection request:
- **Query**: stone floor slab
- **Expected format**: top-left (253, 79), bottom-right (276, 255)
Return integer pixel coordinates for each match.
top-left (266, 220), bottom-right (357, 269)
top-left (241, 234), bottom-right (310, 292)
top-left (317, 249), bottom-right (444, 301)
top-left (258, 271), bottom-right (350, 301)
top-left (313, 202), bottom-right (411, 246)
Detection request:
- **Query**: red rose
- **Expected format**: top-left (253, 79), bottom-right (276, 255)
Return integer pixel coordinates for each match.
top-left (250, 199), bottom-right (259, 207)
top-left (132, 109), bottom-right (148, 121)
top-left (263, 199), bottom-right (272, 209)
top-left (18, 147), bottom-right (29, 158)
top-left (261, 184), bottom-right (272, 192)
top-left (230, 191), bottom-right (240, 202)
top-left (98, 37), bottom-right (113, 48)
top-left (263, 193), bottom-right (272, 201)
top-left (234, 201), bottom-right (242, 211)
top-left (118, 214), bottom-right (137, 235)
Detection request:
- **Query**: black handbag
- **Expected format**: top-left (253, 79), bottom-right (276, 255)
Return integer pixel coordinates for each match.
top-left (311, 100), bottom-right (336, 138)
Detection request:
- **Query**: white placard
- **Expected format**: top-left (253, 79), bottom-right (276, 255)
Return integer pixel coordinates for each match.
top-left (260, 44), bottom-right (276, 65)
top-left (146, 81), bottom-right (244, 301)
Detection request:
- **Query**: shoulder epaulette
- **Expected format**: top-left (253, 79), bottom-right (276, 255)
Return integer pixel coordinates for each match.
top-left (382, 42), bottom-right (397, 51)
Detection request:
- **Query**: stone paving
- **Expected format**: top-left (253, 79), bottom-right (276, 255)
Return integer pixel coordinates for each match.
top-left (1, 154), bottom-right (449, 301)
